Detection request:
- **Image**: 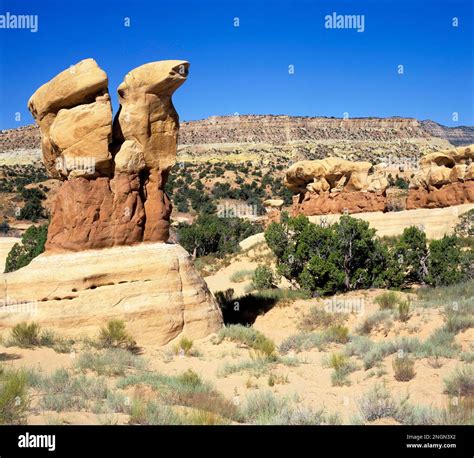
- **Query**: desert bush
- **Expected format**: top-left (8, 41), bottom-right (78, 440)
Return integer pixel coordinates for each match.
top-left (326, 325), bottom-right (349, 343)
top-left (444, 365), bottom-right (474, 397)
top-left (38, 369), bottom-right (109, 411)
top-left (279, 326), bottom-right (349, 354)
top-left (358, 384), bottom-right (397, 422)
top-left (420, 328), bottom-right (459, 359)
top-left (398, 300), bottom-right (411, 322)
top-left (98, 320), bottom-right (136, 351)
top-left (374, 291), bottom-right (400, 310)
top-left (118, 369), bottom-right (238, 421)
top-left (130, 400), bottom-right (183, 425)
top-left (0, 367), bottom-right (29, 424)
top-left (252, 265), bottom-right (275, 289)
top-left (75, 349), bottom-right (146, 376)
top-left (242, 391), bottom-right (340, 425)
top-left (217, 325), bottom-right (275, 358)
top-left (299, 306), bottom-right (347, 331)
top-left (392, 355), bottom-right (416, 381)
top-left (8, 322), bottom-right (41, 347)
top-left (173, 337), bottom-right (194, 356)
top-left (4, 224), bottom-right (48, 273)
top-left (230, 269), bottom-right (254, 283)
top-left (325, 352), bottom-right (357, 387)
top-left (356, 310), bottom-right (392, 335)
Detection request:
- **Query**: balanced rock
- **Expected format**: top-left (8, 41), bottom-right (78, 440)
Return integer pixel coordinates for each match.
top-left (28, 59), bottom-right (189, 251)
top-left (28, 59), bottom-right (111, 178)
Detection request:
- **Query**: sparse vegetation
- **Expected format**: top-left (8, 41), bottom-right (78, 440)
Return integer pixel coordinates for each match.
top-left (0, 367), bottom-right (29, 424)
top-left (392, 355), bottom-right (416, 381)
top-left (444, 365), bottom-right (474, 397)
top-left (375, 291), bottom-right (400, 310)
top-left (252, 265), bottom-right (276, 289)
top-left (98, 320), bottom-right (136, 351)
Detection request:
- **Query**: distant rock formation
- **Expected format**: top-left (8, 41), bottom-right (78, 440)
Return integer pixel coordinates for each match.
top-left (286, 145), bottom-right (474, 216)
top-left (406, 145), bottom-right (474, 209)
top-left (286, 157), bottom-right (388, 215)
top-left (28, 58), bottom-right (189, 251)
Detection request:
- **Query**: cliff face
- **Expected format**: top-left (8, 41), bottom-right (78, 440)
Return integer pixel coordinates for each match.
top-left (179, 115), bottom-right (430, 145)
top-left (421, 120), bottom-right (474, 147)
top-left (4, 115), bottom-right (473, 152)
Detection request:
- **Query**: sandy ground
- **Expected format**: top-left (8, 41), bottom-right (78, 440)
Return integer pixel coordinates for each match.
top-left (0, 284), bottom-right (467, 425)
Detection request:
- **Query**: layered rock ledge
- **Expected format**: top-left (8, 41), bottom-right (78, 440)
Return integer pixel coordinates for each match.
top-left (0, 243), bottom-right (223, 345)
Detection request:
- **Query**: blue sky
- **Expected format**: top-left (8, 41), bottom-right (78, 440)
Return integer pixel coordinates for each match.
top-left (0, 0), bottom-right (472, 129)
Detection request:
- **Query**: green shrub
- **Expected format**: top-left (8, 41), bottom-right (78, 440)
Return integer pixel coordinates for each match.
top-left (8, 322), bottom-right (41, 348)
top-left (374, 291), bottom-right (400, 310)
top-left (398, 300), bottom-right (411, 322)
top-left (392, 355), bottom-right (416, 381)
top-left (326, 325), bottom-right (349, 344)
top-left (252, 265), bottom-right (275, 289)
top-left (265, 214), bottom-right (392, 295)
top-left (75, 349), bottom-right (146, 376)
top-left (427, 236), bottom-right (467, 286)
top-left (444, 365), bottom-right (474, 397)
top-left (0, 367), bottom-right (29, 424)
top-left (98, 320), bottom-right (136, 350)
top-left (173, 337), bottom-right (194, 356)
top-left (4, 224), bottom-right (48, 272)
top-left (299, 306), bottom-right (347, 331)
top-left (178, 214), bottom-right (262, 258)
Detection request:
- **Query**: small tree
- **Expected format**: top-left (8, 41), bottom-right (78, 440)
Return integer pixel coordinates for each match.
top-left (5, 224), bottom-right (48, 273)
top-left (252, 265), bottom-right (276, 289)
top-left (427, 235), bottom-right (465, 286)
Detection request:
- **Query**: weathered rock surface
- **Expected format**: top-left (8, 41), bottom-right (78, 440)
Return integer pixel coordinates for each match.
top-left (28, 59), bottom-right (111, 178)
top-left (46, 174), bottom-right (145, 251)
top-left (0, 243), bottom-right (223, 345)
top-left (292, 191), bottom-right (386, 216)
top-left (406, 181), bottom-right (474, 210)
top-left (286, 145), bottom-right (474, 216)
top-left (28, 59), bottom-right (189, 250)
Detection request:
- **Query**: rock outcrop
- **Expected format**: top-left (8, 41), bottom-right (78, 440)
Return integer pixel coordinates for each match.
top-left (286, 145), bottom-right (474, 216)
top-left (0, 243), bottom-right (222, 345)
top-left (286, 157), bottom-right (389, 216)
top-left (28, 59), bottom-right (189, 251)
top-left (9, 58), bottom-right (224, 345)
top-left (406, 145), bottom-right (474, 209)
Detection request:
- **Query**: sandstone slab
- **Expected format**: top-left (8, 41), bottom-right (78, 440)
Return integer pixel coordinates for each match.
top-left (0, 243), bottom-right (223, 345)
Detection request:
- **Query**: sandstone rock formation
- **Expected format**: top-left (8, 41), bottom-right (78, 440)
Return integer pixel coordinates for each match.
top-left (0, 243), bottom-right (222, 345)
top-left (28, 59), bottom-right (189, 251)
top-left (406, 145), bottom-right (474, 210)
top-left (286, 145), bottom-right (474, 216)
top-left (285, 157), bottom-right (388, 216)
